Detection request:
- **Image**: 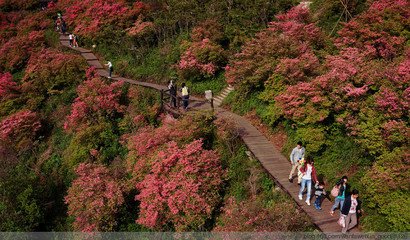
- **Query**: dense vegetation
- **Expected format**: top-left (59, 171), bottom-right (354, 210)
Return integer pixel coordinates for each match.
top-left (0, 0), bottom-right (408, 232)
top-left (224, 0), bottom-right (409, 231)
top-left (0, 0), bottom-right (312, 232)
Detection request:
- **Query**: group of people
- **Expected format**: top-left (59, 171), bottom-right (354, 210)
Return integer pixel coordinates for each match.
top-left (167, 80), bottom-right (190, 110)
top-left (55, 13), bottom-right (79, 48)
top-left (55, 13), bottom-right (66, 34)
top-left (288, 142), bottom-right (362, 233)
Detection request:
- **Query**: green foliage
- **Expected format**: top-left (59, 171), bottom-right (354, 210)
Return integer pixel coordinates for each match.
top-left (63, 121), bottom-right (125, 169)
top-left (187, 73), bottom-right (226, 95)
top-left (310, 0), bottom-right (368, 35)
top-left (361, 148), bottom-right (410, 231)
top-left (294, 126), bottom-right (326, 153)
top-left (0, 165), bottom-right (43, 231)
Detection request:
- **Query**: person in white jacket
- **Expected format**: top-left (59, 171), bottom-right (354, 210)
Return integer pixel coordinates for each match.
top-left (289, 141), bottom-right (305, 183)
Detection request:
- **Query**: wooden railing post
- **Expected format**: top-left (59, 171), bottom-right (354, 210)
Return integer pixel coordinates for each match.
top-left (160, 89), bottom-right (164, 110)
top-left (211, 97), bottom-right (214, 111)
top-left (175, 84), bottom-right (180, 109)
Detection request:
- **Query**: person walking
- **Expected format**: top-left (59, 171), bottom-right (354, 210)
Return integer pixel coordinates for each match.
top-left (289, 141), bottom-right (305, 183)
top-left (68, 33), bottom-right (73, 47)
top-left (105, 61), bottom-right (113, 79)
top-left (314, 181), bottom-right (326, 210)
top-left (72, 34), bottom-right (79, 48)
top-left (341, 189), bottom-right (361, 233)
top-left (168, 80), bottom-right (177, 108)
top-left (61, 20), bottom-right (67, 34)
top-left (330, 176), bottom-right (349, 216)
top-left (298, 156), bottom-right (318, 206)
top-left (181, 83), bottom-right (189, 110)
top-left (55, 17), bottom-right (61, 32)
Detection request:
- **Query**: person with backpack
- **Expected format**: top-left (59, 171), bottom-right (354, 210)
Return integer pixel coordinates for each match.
top-left (340, 189), bottom-right (361, 233)
top-left (298, 156), bottom-right (318, 206)
top-left (289, 141), bottom-right (305, 183)
top-left (181, 83), bottom-right (189, 110)
top-left (168, 80), bottom-right (177, 108)
top-left (330, 176), bottom-right (349, 216)
top-left (105, 61), bottom-right (113, 79)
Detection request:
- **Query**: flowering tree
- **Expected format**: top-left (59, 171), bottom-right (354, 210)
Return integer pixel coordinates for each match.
top-left (0, 31), bottom-right (45, 71)
top-left (57, 0), bottom-right (136, 38)
top-left (225, 5), bottom-right (325, 93)
top-left (64, 68), bottom-right (125, 132)
top-left (178, 38), bottom-right (226, 79)
top-left (65, 163), bottom-right (124, 232)
top-left (0, 109), bottom-right (41, 151)
top-left (136, 140), bottom-right (224, 231)
top-left (0, 72), bottom-right (19, 100)
top-left (21, 49), bottom-right (86, 109)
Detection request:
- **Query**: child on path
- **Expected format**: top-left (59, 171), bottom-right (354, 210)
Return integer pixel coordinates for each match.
top-left (314, 181), bottom-right (326, 210)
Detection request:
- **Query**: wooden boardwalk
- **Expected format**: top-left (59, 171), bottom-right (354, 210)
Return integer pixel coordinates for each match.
top-left (59, 34), bottom-right (353, 233)
top-left (217, 109), bottom-right (351, 232)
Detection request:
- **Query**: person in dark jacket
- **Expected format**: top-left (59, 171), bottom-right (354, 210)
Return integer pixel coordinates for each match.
top-left (168, 80), bottom-right (177, 108)
top-left (330, 176), bottom-right (349, 216)
top-left (341, 189), bottom-right (362, 233)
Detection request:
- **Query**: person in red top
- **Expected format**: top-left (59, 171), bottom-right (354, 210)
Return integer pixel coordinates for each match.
top-left (298, 156), bottom-right (318, 206)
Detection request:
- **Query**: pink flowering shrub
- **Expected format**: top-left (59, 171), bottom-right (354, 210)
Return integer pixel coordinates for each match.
top-left (214, 197), bottom-right (310, 232)
top-left (191, 19), bottom-right (224, 43)
top-left (57, 0), bottom-right (137, 38)
top-left (0, 109), bottom-right (41, 151)
top-left (225, 5), bottom-right (325, 92)
top-left (336, 0), bottom-right (409, 59)
top-left (136, 139), bottom-right (224, 231)
top-left (0, 30), bottom-right (45, 71)
top-left (21, 49), bottom-right (86, 109)
top-left (0, 72), bottom-right (19, 100)
top-left (178, 38), bottom-right (226, 79)
top-left (64, 69), bottom-right (125, 132)
top-left (65, 163), bottom-right (124, 231)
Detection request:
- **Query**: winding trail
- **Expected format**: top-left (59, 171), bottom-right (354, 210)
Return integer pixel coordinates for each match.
top-left (59, 34), bottom-right (356, 233)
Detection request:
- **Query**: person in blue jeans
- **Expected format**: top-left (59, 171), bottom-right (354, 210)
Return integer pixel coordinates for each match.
top-left (298, 156), bottom-right (318, 206)
top-left (330, 176), bottom-right (349, 216)
top-left (314, 181), bottom-right (326, 210)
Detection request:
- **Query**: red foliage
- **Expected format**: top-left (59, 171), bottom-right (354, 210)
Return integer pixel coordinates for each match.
top-left (336, 0), bottom-right (409, 59)
top-left (225, 5), bottom-right (324, 88)
top-left (0, 72), bottom-right (19, 100)
top-left (0, 30), bottom-right (45, 71)
top-left (58, 0), bottom-right (136, 38)
top-left (135, 140), bottom-right (224, 231)
top-left (65, 163), bottom-right (124, 232)
top-left (0, 109), bottom-right (41, 150)
top-left (125, 115), bottom-right (195, 181)
top-left (64, 68), bottom-right (125, 132)
top-left (178, 38), bottom-right (225, 77)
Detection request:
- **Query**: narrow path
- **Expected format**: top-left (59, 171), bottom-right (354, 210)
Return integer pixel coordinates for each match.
top-left (216, 109), bottom-right (347, 232)
top-left (59, 33), bottom-right (354, 233)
